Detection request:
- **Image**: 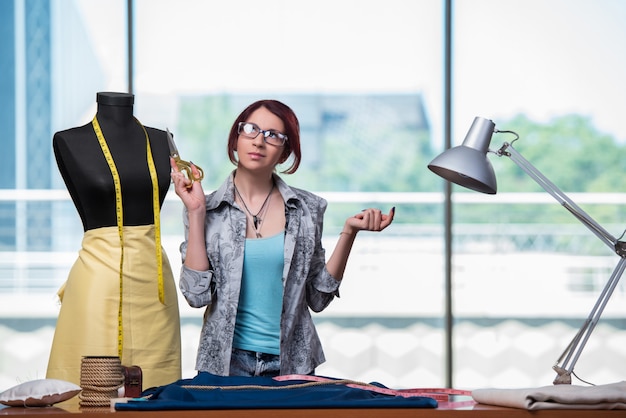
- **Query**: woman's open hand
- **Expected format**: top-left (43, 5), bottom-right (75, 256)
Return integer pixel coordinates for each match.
top-left (343, 207), bottom-right (395, 235)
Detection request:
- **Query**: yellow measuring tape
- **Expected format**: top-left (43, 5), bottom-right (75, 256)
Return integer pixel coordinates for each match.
top-left (92, 116), bottom-right (165, 359)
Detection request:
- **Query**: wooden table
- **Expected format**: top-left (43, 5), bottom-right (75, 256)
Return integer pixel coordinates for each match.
top-left (2, 399), bottom-right (624, 417)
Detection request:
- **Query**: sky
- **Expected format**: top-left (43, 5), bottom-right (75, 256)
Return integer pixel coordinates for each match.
top-left (74, 0), bottom-right (626, 144)
top-left (453, 0), bottom-right (626, 143)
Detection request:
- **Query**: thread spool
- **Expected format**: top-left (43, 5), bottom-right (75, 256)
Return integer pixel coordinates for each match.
top-left (79, 356), bottom-right (124, 407)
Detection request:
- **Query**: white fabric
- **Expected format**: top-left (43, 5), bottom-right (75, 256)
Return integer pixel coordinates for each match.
top-left (471, 381), bottom-right (626, 410)
top-left (0, 379), bottom-right (81, 407)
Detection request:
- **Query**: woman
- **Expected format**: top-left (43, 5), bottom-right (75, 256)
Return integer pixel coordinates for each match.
top-left (171, 99), bottom-right (394, 377)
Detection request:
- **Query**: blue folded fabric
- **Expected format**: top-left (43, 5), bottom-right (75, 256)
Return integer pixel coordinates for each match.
top-left (115, 372), bottom-right (438, 410)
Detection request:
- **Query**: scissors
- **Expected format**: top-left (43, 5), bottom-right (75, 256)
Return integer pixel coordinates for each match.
top-left (167, 128), bottom-right (204, 186)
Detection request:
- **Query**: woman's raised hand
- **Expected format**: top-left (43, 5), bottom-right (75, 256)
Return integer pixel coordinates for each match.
top-left (344, 207), bottom-right (395, 235)
top-left (170, 157), bottom-right (206, 212)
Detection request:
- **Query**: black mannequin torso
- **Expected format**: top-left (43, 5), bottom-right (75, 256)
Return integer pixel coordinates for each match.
top-left (53, 92), bottom-right (171, 231)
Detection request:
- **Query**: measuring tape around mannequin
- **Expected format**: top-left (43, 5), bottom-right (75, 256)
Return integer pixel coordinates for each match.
top-left (92, 116), bottom-right (165, 358)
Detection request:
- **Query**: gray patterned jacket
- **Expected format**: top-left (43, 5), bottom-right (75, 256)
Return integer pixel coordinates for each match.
top-left (179, 171), bottom-right (341, 376)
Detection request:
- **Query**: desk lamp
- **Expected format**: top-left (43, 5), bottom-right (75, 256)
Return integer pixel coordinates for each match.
top-left (428, 116), bottom-right (626, 385)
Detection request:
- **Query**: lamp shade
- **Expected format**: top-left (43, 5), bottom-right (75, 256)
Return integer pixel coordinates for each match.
top-left (428, 117), bottom-right (498, 194)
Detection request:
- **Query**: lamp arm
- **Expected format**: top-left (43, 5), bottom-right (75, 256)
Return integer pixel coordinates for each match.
top-left (496, 141), bottom-right (626, 385)
top-left (497, 142), bottom-right (619, 253)
top-left (552, 257), bottom-right (626, 384)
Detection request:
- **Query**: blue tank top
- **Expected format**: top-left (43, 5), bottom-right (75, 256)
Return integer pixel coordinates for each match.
top-left (233, 231), bottom-right (285, 355)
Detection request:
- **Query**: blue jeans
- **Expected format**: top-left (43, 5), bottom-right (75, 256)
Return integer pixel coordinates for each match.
top-left (229, 348), bottom-right (280, 377)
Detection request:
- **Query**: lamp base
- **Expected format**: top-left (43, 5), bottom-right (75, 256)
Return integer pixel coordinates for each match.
top-left (553, 366), bottom-right (572, 385)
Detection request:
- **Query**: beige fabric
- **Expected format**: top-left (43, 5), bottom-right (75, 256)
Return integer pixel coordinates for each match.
top-left (472, 381), bottom-right (626, 410)
top-left (46, 225), bottom-right (181, 390)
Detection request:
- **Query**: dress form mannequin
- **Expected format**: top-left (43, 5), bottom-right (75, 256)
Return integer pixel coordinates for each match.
top-left (47, 92), bottom-right (181, 391)
top-left (53, 92), bottom-right (171, 230)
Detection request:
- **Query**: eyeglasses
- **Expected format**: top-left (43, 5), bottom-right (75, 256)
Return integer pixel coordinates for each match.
top-left (237, 122), bottom-right (288, 147)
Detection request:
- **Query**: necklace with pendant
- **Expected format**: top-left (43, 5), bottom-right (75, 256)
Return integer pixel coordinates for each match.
top-left (234, 181), bottom-right (275, 238)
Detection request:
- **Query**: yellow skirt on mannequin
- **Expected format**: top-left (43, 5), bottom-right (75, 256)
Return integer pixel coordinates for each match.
top-left (46, 225), bottom-right (181, 390)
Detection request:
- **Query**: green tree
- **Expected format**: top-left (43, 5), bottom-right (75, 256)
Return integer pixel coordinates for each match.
top-left (491, 114), bottom-right (626, 193)
top-left (177, 95), bottom-right (239, 190)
